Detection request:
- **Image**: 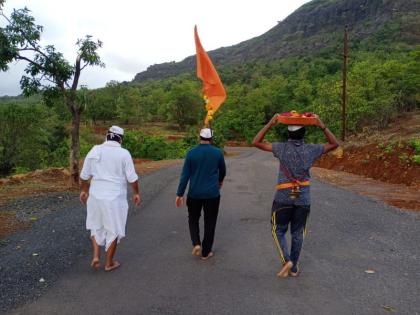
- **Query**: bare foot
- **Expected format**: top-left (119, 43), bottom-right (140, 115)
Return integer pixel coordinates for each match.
top-left (289, 271), bottom-right (299, 277)
top-left (290, 266), bottom-right (300, 277)
top-left (277, 261), bottom-right (293, 278)
top-left (201, 252), bottom-right (214, 261)
top-left (90, 258), bottom-right (101, 270)
top-left (192, 245), bottom-right (201, 257)
top-left (105, 260), bottom-right (121, 272)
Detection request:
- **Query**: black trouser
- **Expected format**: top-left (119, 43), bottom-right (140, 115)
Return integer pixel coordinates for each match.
top-left (186, 196), bottom-right (220, 257)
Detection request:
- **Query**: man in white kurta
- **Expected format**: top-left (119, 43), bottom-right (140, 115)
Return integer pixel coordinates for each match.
top-left (79, 126), bottom-right (140, 271)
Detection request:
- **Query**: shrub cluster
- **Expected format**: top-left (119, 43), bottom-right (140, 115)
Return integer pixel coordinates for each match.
top-left (123, 130), bottom-right (193, 160)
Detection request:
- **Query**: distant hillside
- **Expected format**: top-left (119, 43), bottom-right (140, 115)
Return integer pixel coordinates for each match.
top-left (133, 0), bottom-right (419, 82)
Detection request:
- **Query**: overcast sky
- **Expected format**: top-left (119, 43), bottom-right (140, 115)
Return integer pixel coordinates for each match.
top-left (0, 0), bottom-right (310, 96)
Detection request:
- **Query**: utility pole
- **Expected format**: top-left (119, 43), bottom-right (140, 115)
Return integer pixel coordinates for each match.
top-left (341, 25), bottom-right (348, 141)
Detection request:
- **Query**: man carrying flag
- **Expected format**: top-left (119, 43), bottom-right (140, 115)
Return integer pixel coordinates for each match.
top-left (175, 128), bottom-right (226, 260)
top-left (174, 27), bottom-right (227, 260)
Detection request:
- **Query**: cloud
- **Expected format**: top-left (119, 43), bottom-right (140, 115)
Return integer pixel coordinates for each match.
top-left (104, 52), bottom-right (149, 76)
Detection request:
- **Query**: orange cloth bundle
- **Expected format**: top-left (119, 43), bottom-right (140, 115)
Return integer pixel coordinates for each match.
top-left (277, 110), bottom-right (319, 126)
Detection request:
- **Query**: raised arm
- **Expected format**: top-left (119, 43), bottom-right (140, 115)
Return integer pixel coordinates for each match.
top-left (252, 114), bottom-right (279, 152)
top-left (316, 117), bottom-right (340, 154)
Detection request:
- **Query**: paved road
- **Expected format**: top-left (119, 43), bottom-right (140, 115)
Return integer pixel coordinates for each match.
top-left (9, 148), bottom-right (420, 315)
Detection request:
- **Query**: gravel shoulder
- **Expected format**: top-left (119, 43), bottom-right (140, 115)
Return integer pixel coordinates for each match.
top-left (0, 162), bottom-right (182, 313)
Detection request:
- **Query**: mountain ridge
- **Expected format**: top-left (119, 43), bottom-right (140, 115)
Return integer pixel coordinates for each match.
top-left (133, 0), bottom-right (419, 82)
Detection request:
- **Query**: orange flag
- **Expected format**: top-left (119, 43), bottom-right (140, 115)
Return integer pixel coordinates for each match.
top-left (194, 25), bottom-right (226, 126)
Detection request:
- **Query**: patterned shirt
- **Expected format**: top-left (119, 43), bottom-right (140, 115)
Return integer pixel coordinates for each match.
top-left (272, 140), bottom-right (324, 205)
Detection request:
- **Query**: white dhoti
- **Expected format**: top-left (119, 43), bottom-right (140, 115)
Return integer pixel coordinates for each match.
top-left (86, 195), bottom-right (128, 251)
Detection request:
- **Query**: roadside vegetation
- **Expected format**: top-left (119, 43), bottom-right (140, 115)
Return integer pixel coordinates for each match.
top-left (0, 2), bottom-right (418, 178)
top-left (1, 45), bottom-right (418, 177)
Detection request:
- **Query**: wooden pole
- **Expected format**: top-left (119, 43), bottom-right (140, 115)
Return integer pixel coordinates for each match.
top-left (341, 25), bottom-right (348, 141)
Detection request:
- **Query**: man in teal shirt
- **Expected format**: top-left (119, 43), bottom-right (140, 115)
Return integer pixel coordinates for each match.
top-left (175, 128), bottom-right (226, 260)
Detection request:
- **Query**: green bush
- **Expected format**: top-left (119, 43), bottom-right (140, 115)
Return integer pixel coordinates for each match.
top-left (13, 166), bottom-right (31, 174)
top-left (0, 103), bottom-right (49, 175)
top-left (412, 155), bottom-right (420, 164)
top-left (80, 127), bottom-right (99, 157)
top-left (124, 130), bottom-right (193, 160)
top-left (409, 138), bottom-right (420, 152)
top-left (0, 99), bottom-right (73, 176)
top-left (409, 138), bottom-right (420, 164)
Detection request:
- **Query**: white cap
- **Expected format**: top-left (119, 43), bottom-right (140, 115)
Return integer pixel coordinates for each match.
top-left (109, 125), bottom-right (124, 135)
top-left (288, 125), bottom-right (303, 132)
top-left (199, 128), bottom-right (213, 139)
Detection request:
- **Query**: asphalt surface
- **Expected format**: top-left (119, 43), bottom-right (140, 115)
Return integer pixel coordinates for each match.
top-left (4, 147), bottom-right (420, 315)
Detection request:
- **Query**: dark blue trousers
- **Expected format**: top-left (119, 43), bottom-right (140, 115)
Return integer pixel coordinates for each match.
top-left (271, 202), bottom-right (310, 273)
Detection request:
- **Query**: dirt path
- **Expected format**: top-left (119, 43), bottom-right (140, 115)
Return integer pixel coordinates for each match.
top-left (312, 167), bottom-right (420, 211)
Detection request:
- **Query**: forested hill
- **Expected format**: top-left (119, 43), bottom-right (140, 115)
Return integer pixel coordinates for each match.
top-left (133, 0), bottom-right (419, 82)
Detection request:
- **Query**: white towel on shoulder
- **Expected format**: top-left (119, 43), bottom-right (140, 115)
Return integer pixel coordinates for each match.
top-left (85, 145), bottom-right (102, 161)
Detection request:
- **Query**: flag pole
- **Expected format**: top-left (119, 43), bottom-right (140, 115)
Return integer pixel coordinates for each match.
top-left (208, 119), bottom-right (213, 144)
top-left (341, 25), bottom-right (348, 141)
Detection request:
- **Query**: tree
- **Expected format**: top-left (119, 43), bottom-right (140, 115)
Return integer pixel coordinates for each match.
top-left (116, 87), bottom-right (142, 124)
top-left (0, 6), bottom-right (104, 185)
top-left (164, 81), bottom-right (202, 130)
top-left (84, 88), bottom-right (117, 124)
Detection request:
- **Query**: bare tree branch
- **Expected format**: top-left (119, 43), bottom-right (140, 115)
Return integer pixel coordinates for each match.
top-left (0, 11), bottom-right (12, 23)
top-left (1, 10), bottom-right (54, 68)
top-left (80, 62), bottom-right (88, 71)
top-left (43, 76), bottom-right (57, 85)
top-left (17, 47), bottom-right (39, 53)
top-left (17, 30), bottom-right (50, 61)
top-left (16, 55), bottom-right (46, 71)
top-left (36, 73), bottom-right (57, 89)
